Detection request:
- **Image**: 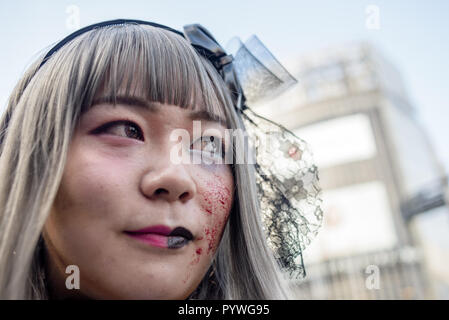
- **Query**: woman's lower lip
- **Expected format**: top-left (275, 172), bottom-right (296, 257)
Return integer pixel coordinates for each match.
top-left (125, 232), bottom-right (188, 249)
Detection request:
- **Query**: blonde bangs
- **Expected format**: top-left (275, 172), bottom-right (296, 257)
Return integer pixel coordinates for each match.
top-left (61, 24), bottom-right (229, 122)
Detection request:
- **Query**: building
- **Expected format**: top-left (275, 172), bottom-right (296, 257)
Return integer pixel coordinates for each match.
top-left (253, 42), bottom-right (449, 299)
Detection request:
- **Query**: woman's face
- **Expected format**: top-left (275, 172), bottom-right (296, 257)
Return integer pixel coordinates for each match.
top-left (43, 97), bottom-right (235, 299)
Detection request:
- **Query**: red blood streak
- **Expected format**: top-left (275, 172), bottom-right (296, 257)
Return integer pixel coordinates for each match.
top-left (200, 178), bottom-right (232, 216)
top-left (190, 251), bottom-right (201, 266)
top-left (204, 212), bottom-right (229, 255)
top-left (196, 172), bottom-right (234, 255)
top-left (196, 248), bottom-right (202, 255)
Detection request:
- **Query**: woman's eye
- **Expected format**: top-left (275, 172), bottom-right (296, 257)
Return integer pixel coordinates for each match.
top-left (92, 120), bottom-right (144, 141)
top-left (191, 135), bottom-right (225, 158)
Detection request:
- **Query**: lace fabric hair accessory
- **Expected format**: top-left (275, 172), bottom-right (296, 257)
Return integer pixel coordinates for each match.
top-left (184, 25), bottom-right (323, 278)
top-left (241, 107), bottom-right (323, 278)
top-left (36, 19), bottom-right (323, 279)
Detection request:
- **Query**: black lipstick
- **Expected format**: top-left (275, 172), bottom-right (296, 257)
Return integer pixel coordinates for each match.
top-left (167, 227), bottom-right (193, 249)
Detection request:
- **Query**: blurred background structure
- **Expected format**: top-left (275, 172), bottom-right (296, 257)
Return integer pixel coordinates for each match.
top-left (254, 42), bottom-right (449, 299)
top-left (1, 0), bottom-right (448, 300)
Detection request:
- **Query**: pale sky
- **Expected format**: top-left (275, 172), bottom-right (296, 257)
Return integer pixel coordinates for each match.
top-left (1, 0), bottom-right (448, 175)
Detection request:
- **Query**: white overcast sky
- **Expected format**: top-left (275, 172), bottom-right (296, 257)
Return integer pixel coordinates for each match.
top-left (0, 0), bottom-right (448, 175)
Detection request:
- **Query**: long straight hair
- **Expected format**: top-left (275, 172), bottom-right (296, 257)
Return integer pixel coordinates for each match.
top-left (0, 23), bottom-right (291, 299)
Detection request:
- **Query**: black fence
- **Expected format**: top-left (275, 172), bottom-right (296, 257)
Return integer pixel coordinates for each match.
top-left (292, 246), bottom-right (429, 299)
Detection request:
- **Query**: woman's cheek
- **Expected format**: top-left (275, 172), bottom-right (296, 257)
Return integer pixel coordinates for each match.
top-left (181, 171), bottom-right (233, 285)
top-left (60, 154), bottom-right (122, 214)
top-left (196, 171), bottom-right (234, 256)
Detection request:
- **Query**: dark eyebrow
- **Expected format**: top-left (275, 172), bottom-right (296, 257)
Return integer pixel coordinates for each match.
top-left (91, 95), bottom-right (227, 125)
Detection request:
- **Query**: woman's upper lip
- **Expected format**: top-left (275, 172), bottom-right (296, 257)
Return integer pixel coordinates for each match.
top-left (125, 224), bottom-right (194, 240)
top-left (127, 225), bottom-right (172, 235)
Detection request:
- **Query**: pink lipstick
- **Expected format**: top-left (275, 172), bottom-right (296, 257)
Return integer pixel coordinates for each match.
top-left (125, 225), bottom-right (193, 249)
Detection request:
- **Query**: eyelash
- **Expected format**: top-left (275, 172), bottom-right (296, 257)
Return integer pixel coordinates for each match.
top-left (93, 120), bottom-right (226, 158)
top-left (92, 120), bottom-right (145, 141)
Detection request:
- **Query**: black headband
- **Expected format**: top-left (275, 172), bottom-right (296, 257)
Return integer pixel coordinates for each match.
top-left (37, 18), bottom-right (244, 110)
top-left (39, 19), bottom-right (183, 69)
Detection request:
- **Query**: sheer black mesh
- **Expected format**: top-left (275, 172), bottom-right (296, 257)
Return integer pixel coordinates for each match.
top-left (239, 107), bottom-right (323, 278)
top-left (228, 35), bottom-right (323, 278)
top-left (227, 35), bottom-right (297, 105)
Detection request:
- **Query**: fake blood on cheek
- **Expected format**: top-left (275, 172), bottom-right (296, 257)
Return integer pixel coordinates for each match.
top-left (200, 174), bottom-right (233, 216)
top-left (198, 173), bottom-right (233, 255)
top-left (183, 246), bottom-right (204, 284)
top-left (203, 214), bottom-right (229, 254)
top-left (182, 172), bottom-right (233, 284)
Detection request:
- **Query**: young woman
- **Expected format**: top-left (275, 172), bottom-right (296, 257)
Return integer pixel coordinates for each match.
top-left (0, 20), bottom-right (321, 299)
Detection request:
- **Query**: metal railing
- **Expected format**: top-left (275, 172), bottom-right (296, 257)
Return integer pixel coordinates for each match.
top-left (292, 246), bottom-right (428, 299)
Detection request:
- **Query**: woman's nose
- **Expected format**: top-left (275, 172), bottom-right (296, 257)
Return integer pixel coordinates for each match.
top-left (140, 162), bottom-right (197, 203)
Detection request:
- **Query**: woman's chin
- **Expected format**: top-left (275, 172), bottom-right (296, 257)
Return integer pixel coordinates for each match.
top-left (80, 271), bottom-right (200, 300)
